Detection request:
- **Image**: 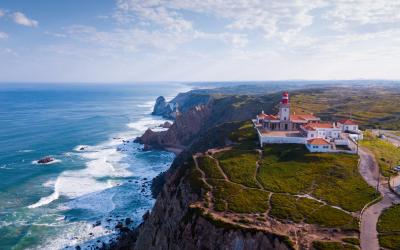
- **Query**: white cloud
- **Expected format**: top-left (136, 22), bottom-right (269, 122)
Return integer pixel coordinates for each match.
top-left (326, 0), bottom-right (400, 27)
top-left (0, 31), bottom-right (8, 39)
top-left (0, 9), bottom-right (5, 17)
top-left (12, 12), bottom-right (38, 27)
top-left (115, 0), bottom-right (327, 44)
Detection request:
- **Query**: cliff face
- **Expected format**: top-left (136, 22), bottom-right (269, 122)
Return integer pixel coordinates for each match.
top-left (131, 161), bottom-right (291, 250)
top-left (136, 105), bottom-right (211, 150)
top-left (137, 93), bottom-right (279, 151)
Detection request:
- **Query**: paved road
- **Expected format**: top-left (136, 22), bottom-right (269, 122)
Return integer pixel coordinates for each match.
top-left (371, 129), bottom-right (400, 147)
top-left (359, 147), bottom-right (400, 250)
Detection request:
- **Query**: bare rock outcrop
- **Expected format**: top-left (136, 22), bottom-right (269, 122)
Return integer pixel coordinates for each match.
top-left (152, 96), bottom-right (177, 119)
top-left (136, 105), bottom-right (211, 150)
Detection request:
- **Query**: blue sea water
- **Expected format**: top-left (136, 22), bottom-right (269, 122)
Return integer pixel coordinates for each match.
top-left (0, 83), bottom-right (188, 250)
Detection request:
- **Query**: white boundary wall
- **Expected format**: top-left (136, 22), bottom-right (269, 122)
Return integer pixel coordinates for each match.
top-left (258, 131), bottom-right (306, 146)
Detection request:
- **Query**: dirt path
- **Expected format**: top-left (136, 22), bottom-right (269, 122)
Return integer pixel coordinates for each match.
top-left (207, 155), bottom-right (229, 181)
top-left (358, 147), bottom-right (400, 250)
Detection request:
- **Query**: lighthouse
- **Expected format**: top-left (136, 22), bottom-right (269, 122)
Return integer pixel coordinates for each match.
top-left (279, 92), bottom-right (290, 122)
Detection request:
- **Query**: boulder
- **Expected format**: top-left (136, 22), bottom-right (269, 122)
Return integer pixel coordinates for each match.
top-left (37, 157), bottom-right (54, 164)
top-left (159, 121), bottom-right (172, 129)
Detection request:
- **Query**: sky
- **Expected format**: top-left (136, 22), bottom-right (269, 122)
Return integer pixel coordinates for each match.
top-left (0, 0), bottom-right (400, 83)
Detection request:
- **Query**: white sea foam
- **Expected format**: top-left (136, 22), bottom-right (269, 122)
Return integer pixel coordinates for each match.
top-left (28, 191), bottom-right (60, 209)
top-left (136, 100), bottom-right (156, 112)
top-left (127, 116), bottom-right (172, 133)
top-left (73, 145), bottom-right (91, 152)
top-left (18, 149), bottom-right (35, 153)
top-left (0, 164), bottom-right (11, 169)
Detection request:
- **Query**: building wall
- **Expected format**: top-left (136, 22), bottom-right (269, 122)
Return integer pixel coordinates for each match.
top-left (338, 123), bottom-right (358, 132)
top-left (306, 128), bottom-right (341, 140)
top-left (259, 135), bottom-right (306, 145)
top-left (279, 105), bottom-right (290, 121)
top-left (306, 144), bottom-right (333, 152)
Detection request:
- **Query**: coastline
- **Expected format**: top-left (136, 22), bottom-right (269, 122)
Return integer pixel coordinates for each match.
top-left (0, 84), bottom-right (193, 250)
top-left (67, 88), bottom-right (192, 249)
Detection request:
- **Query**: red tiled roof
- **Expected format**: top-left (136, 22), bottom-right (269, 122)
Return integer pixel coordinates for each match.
top-left (302, 124), bottom-right (316, 131)
top-left (338, 119), bottom-right (357, 125)
top-left (307, 138), bottom-right (331, 145)
top-left (309, 123), bottom-right (335, 129)
top-left (258, 113), bottom-right (279, 120)
top-left (302, 123), bottom-right (335, 130)
top-left (290, 114), bottom-right (320, 122)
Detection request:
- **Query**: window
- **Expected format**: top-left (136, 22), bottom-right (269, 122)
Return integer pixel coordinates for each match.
top-left (311, 134), bottom-right (314, 138)
top-left (285, 124), bottom-right (288, 130)
top-left (313, 146), bottom-right (318, 149)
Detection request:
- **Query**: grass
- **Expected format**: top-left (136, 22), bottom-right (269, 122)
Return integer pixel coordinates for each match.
top-left (377, 205), bottom-right (400, 250)
top-left (342, 238), bottom-right (359, 246)
top-left (209, 179), bottom-right (270, 213)
top-left (258, 144), bottom-right (379, 212)
top-left (229, 122), bottom-right (258, 142)
top-left (215, 149), bottom-right (260, 188)
top-left (269, 194), bottom-right (358, 230)
top-left (197, 155), bottom-right (225, 179)
top-left (290, 87), bottom-right (400, 130)
top-left (312, 241), bottom-right (359, 250)
top-left (360, 131), bottom-right (400, 177)
top-left (185, 166), bottom-right (209, 196)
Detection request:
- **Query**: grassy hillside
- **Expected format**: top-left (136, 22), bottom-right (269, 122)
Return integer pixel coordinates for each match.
top-left (377, 205), bottom-right (400, 249)
top-left (186, 122), bottom-right (378, 233)
top-left (258, 144), bottom-right (379, 212)
top-left (290, 87), bottom-right (400, 130)
top-left (360, 131), bottom-right (400, 176)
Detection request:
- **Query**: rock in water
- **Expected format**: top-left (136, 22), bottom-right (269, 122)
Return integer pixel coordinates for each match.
top-left (37, 157), bottom-right (54, 164)
top-left (125, 218), bottom-right (132, 225)
top-left (152, 96), bottom-right (177, 118)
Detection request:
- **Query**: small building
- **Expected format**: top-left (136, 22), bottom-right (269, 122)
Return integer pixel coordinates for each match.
top-left (337, 119), bottom-right (359, 133)
top-left (306, 138), bottom-right (333, 152)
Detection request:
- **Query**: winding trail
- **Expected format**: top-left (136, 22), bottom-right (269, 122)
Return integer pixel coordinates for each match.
top-left (358, 147), bottom-right (400, 250)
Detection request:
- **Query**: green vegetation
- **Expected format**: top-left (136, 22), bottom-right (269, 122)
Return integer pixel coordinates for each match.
top-left (197, 156), bottom-right (225, 179)
top-left (360, 131), bottom-right (400, 177)
top-left (186, 166), bottom-right (209, 196)
top-left (290, 87), bottom-right (400, 130)
top-left (258, 144), bottom-right (379, 212)
top-left (312, 241), bottom-right (358, 250)
top-left (215, 149), bottom-right (260, 188)
top-left (269, 194), bottom-right (358, 230)
top-left (229, 122), bottom-right (257, 142)
top-left (342, 237), bottom-right (360, 246)
top-left (377, 205), bottom-right (400, 250)
top-left (209, 179), bottom-right (269, 213)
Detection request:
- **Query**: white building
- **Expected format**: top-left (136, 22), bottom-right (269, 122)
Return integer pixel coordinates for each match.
top-left (306, 138), bottom-right (333, 153)
top-left (253, 92), bottom-right (362, 153)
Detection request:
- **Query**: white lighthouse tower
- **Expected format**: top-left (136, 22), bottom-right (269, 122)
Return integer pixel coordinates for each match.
top-left (279, 92), bottom-right (290, 121)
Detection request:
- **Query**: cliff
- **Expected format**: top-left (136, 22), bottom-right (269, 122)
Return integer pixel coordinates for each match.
top-left (109, 149), bottom-right (292, 250)
top-left (136, 93), bottom-right (280, 151)
top-left (137, 104), bottom-right (211, 151)
top-left (133, 165), bottom-right (291, 250)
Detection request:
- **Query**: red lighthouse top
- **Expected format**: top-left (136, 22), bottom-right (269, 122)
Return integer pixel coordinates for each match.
top-left (281, 92), bottom-right (289, 105)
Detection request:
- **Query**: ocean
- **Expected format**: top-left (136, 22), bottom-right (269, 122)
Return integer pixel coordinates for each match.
top-left (0, 83), bottom-right (188, 249)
